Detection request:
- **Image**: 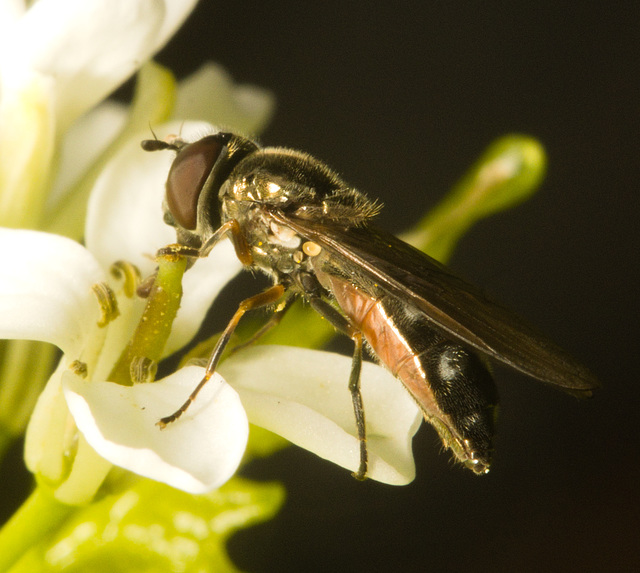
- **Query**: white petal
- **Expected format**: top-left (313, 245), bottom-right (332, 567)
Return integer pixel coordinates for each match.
top-left (0, 69), bottom-right (56, 229)
top-left (63, 366), bottom-right (249, 493)
top-left (4, 0), bottom-right (165, 130)
top-left (173, 63), bottom-right (276, 136)
top-left (86, 121), bottom-right (243, 352)
top-left (0, 229), bottom-right (104, 355)
top-left (0, 1), bottom-right (24, 43)
top-left (220, 346), bottom-right (422, 485)
top-left (154, 0), bottom-right (200, 54)
top-left (85, 132), bottom-right (174, 274)
top-left (24, 360), bottom-right (73, 481)
top-left (48, 101), bottom-right (129, 208)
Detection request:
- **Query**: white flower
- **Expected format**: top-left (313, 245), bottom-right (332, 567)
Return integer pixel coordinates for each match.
top-left (1, 0), bottom-right (198, 131)
top-left (46, 61), bottom-right (275, 239)
top-left (0, 0), bottom-right (273, 447)
top-left (0, 0), bottom-right (199, 228)
top-left (0, 121), bottom-right (421, 503)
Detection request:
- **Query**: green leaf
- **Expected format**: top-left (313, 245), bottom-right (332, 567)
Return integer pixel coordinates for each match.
top-left (13, 478), bottom-right (284, 573)
top-left (244, 425), bottom-right (290, 461)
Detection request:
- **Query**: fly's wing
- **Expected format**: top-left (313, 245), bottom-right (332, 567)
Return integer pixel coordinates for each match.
top-left (274, 213), bottom-right (599, 395)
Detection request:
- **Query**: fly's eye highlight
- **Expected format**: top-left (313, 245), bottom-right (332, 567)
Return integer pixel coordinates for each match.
top-left (165, 135), bottom-right (226, 230)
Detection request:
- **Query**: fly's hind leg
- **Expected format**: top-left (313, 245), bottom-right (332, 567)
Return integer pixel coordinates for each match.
top-left (307, 296), bottom-right (368, 480)
top-left (348, 331), bottom-right (366, 480)
top-left (297, 270), bottom-right (368, 480)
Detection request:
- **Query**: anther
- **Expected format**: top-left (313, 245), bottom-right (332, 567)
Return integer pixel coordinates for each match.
top-left (92, 282), bottom-right (120, 327)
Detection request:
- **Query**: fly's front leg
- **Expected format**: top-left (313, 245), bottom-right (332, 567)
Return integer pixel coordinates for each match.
top-left (137, 243), bottom-right (202, 298)
top-left (159, 218), bottom-right (253, 263)
top-left (157, 243), bottom-right (201, 259)
top-left (201, 219), bottom-right (252, 265)
top-left (157, 283), bottom-right (286, 428)
top-left (305, 292), bottom-right (368, 481)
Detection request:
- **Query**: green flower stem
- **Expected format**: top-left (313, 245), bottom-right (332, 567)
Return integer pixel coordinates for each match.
top-left (46, 61), bottom-right (177, 240)
top-left (0, 341), bottom-right (58, 458)
top-left (0, 487), bottom-right (75, 573)
top-left (109, 253), bottom-right (187, 385)
top-left (401, 134), bottom-right (547, 263)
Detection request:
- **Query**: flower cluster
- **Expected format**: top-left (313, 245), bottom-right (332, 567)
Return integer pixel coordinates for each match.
top-left (3, 120), bottom-right (421, 502)
top-left (0, 2), bottom-right (548, 571)
top-left (0, 1), bottom-right (421, 506)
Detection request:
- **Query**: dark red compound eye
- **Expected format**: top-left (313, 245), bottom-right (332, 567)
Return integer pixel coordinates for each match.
top-left (165, 136), bottom-right (225, 230)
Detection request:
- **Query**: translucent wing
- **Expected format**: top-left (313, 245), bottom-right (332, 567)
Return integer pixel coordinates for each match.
top-left (274, 213), bottom-right (598, 395)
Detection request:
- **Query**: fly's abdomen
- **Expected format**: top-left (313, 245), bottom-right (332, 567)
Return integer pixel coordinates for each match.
top-left (419, 340), bottom-right (497, 473)
top-left (325, 273), bottom-right (498, 474)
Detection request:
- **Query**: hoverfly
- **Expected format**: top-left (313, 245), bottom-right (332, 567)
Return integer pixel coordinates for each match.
top-left (142, 131), bottom-right (598, 478)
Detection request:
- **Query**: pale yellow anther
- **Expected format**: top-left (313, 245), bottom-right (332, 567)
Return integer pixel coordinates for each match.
top-left (110, 261), bottom-right (142, 298)
top-left (91, 282), bottom-right (119, 327)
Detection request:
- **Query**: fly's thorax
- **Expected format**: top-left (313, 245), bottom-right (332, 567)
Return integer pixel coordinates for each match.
top-left (219, 185), bottom-right (326, 279)
top-left (224, 147), bottom-right (382, 226)
top-left (217, 146), bottom-right (376, 279)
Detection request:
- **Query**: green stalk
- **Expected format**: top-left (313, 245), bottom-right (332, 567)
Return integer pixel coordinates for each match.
top-left (0, 488), bottom-right (74, 572)
top-left (109, 253), bottom-right (187, 385)
top-left (401, 134), bottom-right (546, 262)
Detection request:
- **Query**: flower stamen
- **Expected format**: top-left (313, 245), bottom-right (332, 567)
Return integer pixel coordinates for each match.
top-left (91, 282), bottom-right (119, 327)
top-left (110, 261), bottom-right (142, 298)
top-left (130, 356), bottom-right (158, 384)
top-left (69, 360), bottom-right (88, 378)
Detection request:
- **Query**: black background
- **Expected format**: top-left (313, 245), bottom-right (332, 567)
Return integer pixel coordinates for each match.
top-left (2, 2), bottom-right (637, 572)
top-left (154, 2), bottom-right (639, 572)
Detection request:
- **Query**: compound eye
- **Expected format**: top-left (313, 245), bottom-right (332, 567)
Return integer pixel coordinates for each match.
top-left (165, 135), bottom-right (225, 230)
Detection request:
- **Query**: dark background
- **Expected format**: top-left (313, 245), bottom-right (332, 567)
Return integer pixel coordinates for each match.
top-left (2, 2), bottom-right (635, 572)
top-left (154, 2), bottom-right (639, 572)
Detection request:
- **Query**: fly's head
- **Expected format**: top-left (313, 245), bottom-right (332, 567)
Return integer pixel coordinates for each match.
top-left (143, 132), bottom-right (381, 280)
top-left (141, 131), bottom-right (259, 251)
